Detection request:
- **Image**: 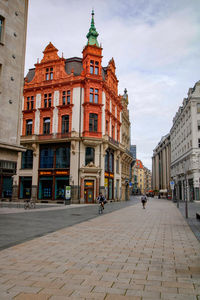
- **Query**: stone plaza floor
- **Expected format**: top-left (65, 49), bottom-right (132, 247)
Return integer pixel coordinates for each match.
top-left (0, 198), bottom-right (200, 299)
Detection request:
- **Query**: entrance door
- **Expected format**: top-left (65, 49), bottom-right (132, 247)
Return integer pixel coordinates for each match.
top-left (84, 180), bottom-right (94, 203)
top-left (19, 177), bottom-right (32, 199)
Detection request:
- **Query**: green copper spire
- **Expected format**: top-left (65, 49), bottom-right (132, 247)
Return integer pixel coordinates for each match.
top-left (86, 10), bottom-right (99, 47)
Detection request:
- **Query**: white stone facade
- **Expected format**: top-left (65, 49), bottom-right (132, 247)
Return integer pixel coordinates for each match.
top-left (170, 80), bottom-right (200, 201)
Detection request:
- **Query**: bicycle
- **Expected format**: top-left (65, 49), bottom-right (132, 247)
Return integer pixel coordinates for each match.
top-left (98, 202), bottom-right (104, 214)
top-left (24, 199), bottom-right (36, 209)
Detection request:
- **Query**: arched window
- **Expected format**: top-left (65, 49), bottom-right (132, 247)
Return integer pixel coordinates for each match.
top-left (85, 147), bottom-right (95, 165)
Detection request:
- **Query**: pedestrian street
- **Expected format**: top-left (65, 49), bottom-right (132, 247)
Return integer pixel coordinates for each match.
top-left (0, 198), bottom-right (200, 300)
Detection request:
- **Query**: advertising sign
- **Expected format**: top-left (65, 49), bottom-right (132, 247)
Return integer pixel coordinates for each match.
top-left (65, 186), bottom-right (71, 200)
top-left (170, 181), bottom-right (175, 190)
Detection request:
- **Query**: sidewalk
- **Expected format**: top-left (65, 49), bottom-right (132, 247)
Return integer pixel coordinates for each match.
top-left (0, 198), bottom-right (200, 300)
top-left (177, 200), bottom-right (200, 242)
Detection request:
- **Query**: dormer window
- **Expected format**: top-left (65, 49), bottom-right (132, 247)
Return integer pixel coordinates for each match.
top-left (45, 67), bottom-right (53, 80)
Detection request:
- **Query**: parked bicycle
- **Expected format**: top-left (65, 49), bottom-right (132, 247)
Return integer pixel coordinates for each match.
top-left (24, 199), bottom-right (36, 209)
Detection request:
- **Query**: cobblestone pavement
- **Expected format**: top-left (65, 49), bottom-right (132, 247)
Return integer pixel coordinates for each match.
top-left (0, 198), bottom-right (200, 300)
top-left (0, 199), bottom-right (136, 251)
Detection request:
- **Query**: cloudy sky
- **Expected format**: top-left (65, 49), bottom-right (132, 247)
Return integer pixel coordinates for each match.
top-left (25, 0), bottom-right (200, 170)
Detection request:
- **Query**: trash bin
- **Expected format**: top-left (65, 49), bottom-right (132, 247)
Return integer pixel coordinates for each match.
top-left (64, 199), bottom-right (71, 205)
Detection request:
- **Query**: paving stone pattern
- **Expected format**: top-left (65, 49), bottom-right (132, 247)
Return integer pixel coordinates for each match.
top-left (0, 198), bottom-right (200, 299)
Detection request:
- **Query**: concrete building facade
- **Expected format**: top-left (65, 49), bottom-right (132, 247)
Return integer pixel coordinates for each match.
top-left (170, 81), bottom-right (200, 201)
top-left (0, 0), bottom-right (28, 199)
top-left (152, 134), bottom-right (171, 196)
top-left (14, 11), bottom-right (132, 204)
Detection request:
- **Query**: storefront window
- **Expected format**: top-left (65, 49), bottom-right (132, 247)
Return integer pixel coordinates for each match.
top-left (38, 177), bottom-right (53, 200)
top-left (40, 148), bottom-right (54, 168)
top-left (55, 176), bottom-right (69, 200)
top-left (109, 178), bottom-right (113, 199)
top-left (2, 177), bottom-right (13, 198)
top-left (56, 147), bottom-right (70, 168)
top-left (19, 177), bottom-right (32, 199)
top-left (21, 150), bottom-right (33, 169)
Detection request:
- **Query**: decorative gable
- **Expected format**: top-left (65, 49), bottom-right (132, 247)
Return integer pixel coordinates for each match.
top-left (41, 42), bottom-right (60, 63)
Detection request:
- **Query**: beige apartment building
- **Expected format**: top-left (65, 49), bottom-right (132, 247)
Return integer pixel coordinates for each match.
top-left (0, 0), bottom-right (28, 199)
top-left (144, 166), bottom-right (152, 193)
top-left (152, 134), bottom-right (171, 196)
top-left (121, 89), bottom-right (133, 201)
top-left (132, 159), bottom-right (151, 195)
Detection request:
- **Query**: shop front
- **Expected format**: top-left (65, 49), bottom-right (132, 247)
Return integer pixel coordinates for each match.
top-left (105, 172), bottom-right (114, 200)
top-left (84, 180), bottom-right (94, 203)
top-left (0, 160), bottom-right (16, 198)
top-left (38, 170), bottom-right (69, 201)
top-left (38, 143), bottom-right (70, 202)
top-left (19, 176), bottom-right (32, 199)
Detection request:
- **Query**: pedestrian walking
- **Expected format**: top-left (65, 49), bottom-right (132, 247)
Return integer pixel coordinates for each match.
top-left (141, 194), bottom-right (147, 209)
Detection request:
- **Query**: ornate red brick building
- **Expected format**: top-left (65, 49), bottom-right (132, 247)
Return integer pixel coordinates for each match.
top-left (14, 11), bottom-right (133, 203)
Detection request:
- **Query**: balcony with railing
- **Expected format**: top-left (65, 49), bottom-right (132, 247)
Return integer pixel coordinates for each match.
top-left (21, 132), bottom-right (71, 142)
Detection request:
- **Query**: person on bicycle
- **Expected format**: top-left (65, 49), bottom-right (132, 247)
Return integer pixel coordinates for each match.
top-left (97, 192), bottom-right (106, 209)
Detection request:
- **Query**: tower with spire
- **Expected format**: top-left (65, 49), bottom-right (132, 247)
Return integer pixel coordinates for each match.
top-left (86, 9), bottom-right (99, 47)
top-left (82, 10), bottom-right (102, 76)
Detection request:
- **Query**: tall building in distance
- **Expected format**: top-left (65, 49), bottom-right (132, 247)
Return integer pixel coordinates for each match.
top-left (152, 134), bottom-right (171, 196)
top-left (132, 159), bottom-right (151, 195)
top-left (14, 11), bottom-right (133, 203)
top-left (0, 0), bottom-right (28, 199)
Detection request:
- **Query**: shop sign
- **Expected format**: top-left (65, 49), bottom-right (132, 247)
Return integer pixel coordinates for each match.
top-left (56, 171), bottom-right (69, 175)
top-left (105, 172), bottom-right (114, 178)
top-left (39, 171), bottom-right (52, 175)
top-left (85, 181), bottom-right (93, 186)
top-left (65, 186), bottom-right (71, 200)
